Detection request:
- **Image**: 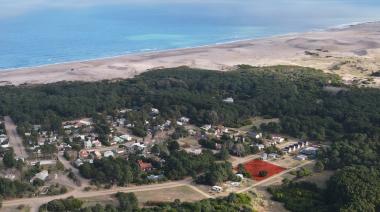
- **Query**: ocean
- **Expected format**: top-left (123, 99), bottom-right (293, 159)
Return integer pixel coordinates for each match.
top-left (1, 0), bottom-right (380, 70)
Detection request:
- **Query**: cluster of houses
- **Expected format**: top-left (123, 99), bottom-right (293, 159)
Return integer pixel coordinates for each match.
top-left (282, 141), bottom-right (309, 154)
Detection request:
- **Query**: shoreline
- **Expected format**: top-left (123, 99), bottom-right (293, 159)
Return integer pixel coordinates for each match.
top-left (0, 21), bottom-right (372, 73)
top-left (0, 21), bottom-right (379, 86)
top-left (0, 36), bottom-right (293, 73)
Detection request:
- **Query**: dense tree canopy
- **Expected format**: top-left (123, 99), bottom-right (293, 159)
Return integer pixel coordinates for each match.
top-left (0, 66), bottom-right (379, 210)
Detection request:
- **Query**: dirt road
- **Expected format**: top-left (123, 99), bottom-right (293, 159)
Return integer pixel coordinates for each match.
top-left (4, 116), bottom-right (28, 159)
top-left (3, 178), bottom-right (193, 211)
top-left (57, 153), bottom-right (91, 187)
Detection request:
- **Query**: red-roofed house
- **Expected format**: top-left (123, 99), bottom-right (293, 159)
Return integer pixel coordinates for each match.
top-left (138, 160), bottom-right (153, 172)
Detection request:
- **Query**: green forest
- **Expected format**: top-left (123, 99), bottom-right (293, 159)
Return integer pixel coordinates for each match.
top-left (0, 65), bottom-right (379, 211)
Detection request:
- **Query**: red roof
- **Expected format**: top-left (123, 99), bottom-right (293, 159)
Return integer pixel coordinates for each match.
top-left (138, 160), bottom-right (153, 171)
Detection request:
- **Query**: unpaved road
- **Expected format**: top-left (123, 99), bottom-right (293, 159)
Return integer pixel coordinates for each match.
top-left (57, 153), bottom-right (91, 187)
top-left (4, 116), bottom-right (28, 159)
top-left (3, 178), bottom-right (193, 211)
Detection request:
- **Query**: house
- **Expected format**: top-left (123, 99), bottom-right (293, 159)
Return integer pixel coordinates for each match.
top-left (249, 132), bottom-right (263, 139)
top-left (296, 154), bottom-right (308, 161)
top-left (272, 136), bottom-right (285, 143)
top-left (74, 159), bottom-right (84, 167)
top-left (255, 144), bottom-right (265, 150)
top-left (1, 141), bottom-right (9, 148)
top-left (151, 108), bottom-right (160, 115)
top-left (201, 125), bottom-right (212, 131)
top-left (0, 134), bottom-right (8, 143)
top-left (103, 150), bottom-right (114, 158)
top-left (84, 140), bottom-right (92, 149)
top-left (268, 153), bottom-right (278, 159)
top-left (147, 174), bottom-right (164, 181)
top-left (223, 97), bottom-right (234, 103)
top-left (120, 134), bottom-right (132, 141)
top-left (30, 170), bottom-right (48, 183)
top-left (236, 174), bottom-right (244, 179)
top-left (176, 121), bottom-right (184, 126)
top-left (300, 147), bottom-right (318, 156)
top-left (212, 186), bottom-right (223, 192)
top-left (260, 153), bottom-right (268, 160)
top-left (138, 160), bottom-right (153, 172)
top-left (164, 120), bottom-right (171, 127)
top-left (179, 117), bottom-right (190, 123)
top-left (92, 140), bottom-right (102, 148)
top-left (4, 174), bottom-right (15, 180)
top-left (184, 148), bottom-right (202, 155)
top-left (113, 136), bottom-right (124, 143)
top-left (126, 142), bottom-right (146, 152)
top-left (116, 118), bottom-right (126, 126)
top-left (0, 135), bottom-right (9, 147)
top-left (92, 150), bottom-right (102, 159)
top-left (79, 150), bottom-right (90, 159)
top-left (33, 125), bottom-right (41, 131)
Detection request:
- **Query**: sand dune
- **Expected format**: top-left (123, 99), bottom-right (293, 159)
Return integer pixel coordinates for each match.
top-left (1, 22), bottom-right (380, 87)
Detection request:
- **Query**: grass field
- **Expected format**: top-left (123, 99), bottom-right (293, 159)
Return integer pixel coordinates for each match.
top-left (82, 185), bottom-right (205, 207)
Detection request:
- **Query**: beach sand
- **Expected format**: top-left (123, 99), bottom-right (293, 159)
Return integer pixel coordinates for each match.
top-left (1, 22), bottom-right (380, 87)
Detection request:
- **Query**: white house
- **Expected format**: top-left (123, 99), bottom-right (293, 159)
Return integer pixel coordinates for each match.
top-left (223, 97), bottom-right (234, 103)
top-left (180, 117), bottom-right (190, 123)
top-left (120, 134), bottom-right (132, 141)
top-left (255, 144), bottom-right (265, 150)
top-left (151, 108), bottom-right (160, 115)
top-left (212, 186), bottom-right (223, 192)
top-left (268, 153), bottom-right (278, 159)
top-left (236, 174), bottom-right (244, 180)
top-left (272, 136), bottom-right (285, 143)
top-left (296, 154), bottom-right (308, 161)
top-left (30, 170), bottom-right (49, 183)
top-left (184, 148), bottom-right (202, 155)
top-left (84, 140), bottom-right (92, 149)
top-left (103, 150), bottom-right (115, 158)
top-left (261, 153), bottom-right (268, 160)
top-left (250, 132), bottom-right (263, 139)
top-left (201, 125), bottom-right (212, 131)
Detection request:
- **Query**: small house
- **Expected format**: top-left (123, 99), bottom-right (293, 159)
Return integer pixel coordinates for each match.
top-left (179, 117), bottom-right (190, 123)
top-left (92, 140), bottom-right (102, 148)
top-left (255, 144), bottom-right (265, 150)
top-left (84, 140), bottom-right (92, 149)
top-left (236, 174), bottom-right (244, 180)
top-left (212, 186), bottom-right (223, 192)
top-left (79, 150), bottom-right (90, 159)
top-left (201, 125), bottom-right (212, 131)
top-left (74, 159), bottom-right (84, 167)
top-left (120, 134), bottom-right (132, 141)
top-left (138, 160), bottom-right (153, 172)
top-left (272, 136), bottom-right (284, 144)
top-left (260, 153), bottom-right (268, 160)
top-left (223, 97), bottom-right (234, 103)
top-left (151, 108), bottom-right (160, 115)
top-left (103, 150), bottom-right (115, 158)
top-left (296, 154), bottom-right (308, 161)
top-left (30, 170), bottom-right (48, 183)
top-left (268, 153), bottom-right (278, 159)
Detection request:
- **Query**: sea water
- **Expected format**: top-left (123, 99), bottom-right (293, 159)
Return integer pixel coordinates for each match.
top-left (0, 0), bottom-right (380, 70)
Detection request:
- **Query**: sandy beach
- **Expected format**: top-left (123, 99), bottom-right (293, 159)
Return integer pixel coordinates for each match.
top-left (1, 21), bottom-right (380, 87)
